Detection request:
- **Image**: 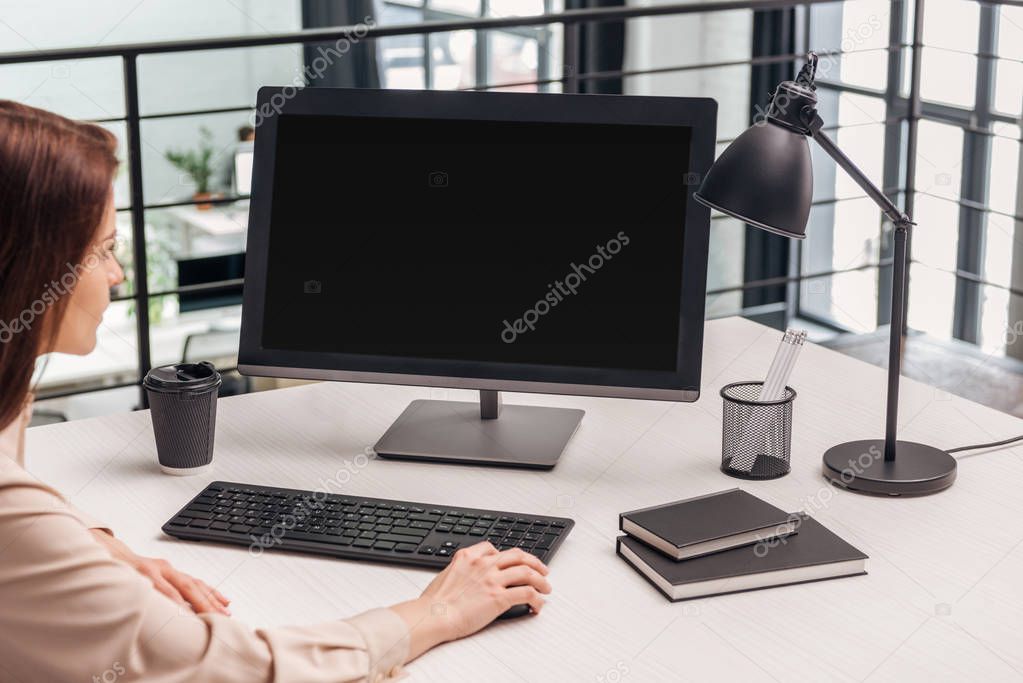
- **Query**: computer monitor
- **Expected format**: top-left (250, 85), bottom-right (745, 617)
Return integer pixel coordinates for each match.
top-left (239, 87), bottom-right (716, 468)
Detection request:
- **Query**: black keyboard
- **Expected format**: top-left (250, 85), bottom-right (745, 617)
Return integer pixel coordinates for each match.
top-left (162, 481), bottom-right (574, 570)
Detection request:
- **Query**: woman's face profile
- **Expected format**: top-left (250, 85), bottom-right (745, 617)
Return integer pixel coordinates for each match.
top-left (50, 190), bottom-right (125, 356)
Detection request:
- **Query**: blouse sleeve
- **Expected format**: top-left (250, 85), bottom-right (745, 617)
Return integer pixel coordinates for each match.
top-left (0, 469), bottom-right (410, 683)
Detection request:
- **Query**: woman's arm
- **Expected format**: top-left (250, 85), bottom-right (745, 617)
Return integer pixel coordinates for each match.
top-left (0, 468), bottom-right (551, 682)
top-left (90, 528), bottom-right (233, 615)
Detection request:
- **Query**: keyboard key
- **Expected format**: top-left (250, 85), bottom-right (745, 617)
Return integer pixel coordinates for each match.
top-left (453, 526), bottom-right (470, 534)
top-left (401, 527), bottom-right (429, 538)
top-left (394, 543), bottom-right (418, 553)
top-left (210, 521), bottom-right (230, 530)
top-left (352, 538), bottom-right (374, 548)
top-left (469, 529), bottom-right (486, 536)
top-left (168, 516), bottom-right (192, 526)
top-left (410, 521), bottom-right (434, 530)
top-left (419, 546), bottom-right (436, 555)
top-left (373, 541), bottom-right (396, 551)
top-left (437, 548), bottom-right (452, 557)
top-left (376, 533), bottom-right (429, 545)
top-left (409, 513), bottom-right (441, 523)
top-left (436, 524), bottom-right (453, 532)
top-left (190, 519), bottom-right (212, 529)
top-left (440, 541), bottom-right (459, 549)
top-left (229, 524), bottom-right (251, 534)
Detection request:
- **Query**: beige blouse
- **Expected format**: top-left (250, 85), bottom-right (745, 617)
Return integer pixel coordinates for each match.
top-left (0, 396), bottom-right (411, 682)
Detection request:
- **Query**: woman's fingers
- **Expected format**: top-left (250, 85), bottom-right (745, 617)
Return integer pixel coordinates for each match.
top-left (493, 548), bottom-right (548, 575)
top-left (164, 570), bottom-right (221, 615)
top-left (497, 565), bottom-right (552, 594)
top-left (150, 574), bottom-right (187, 606)
top-left (504, 585), bottom-right (545, 615)
top-left (196, 578), bottom-right (232, 615)
top-left (460, 541), bottom-right (498, 561)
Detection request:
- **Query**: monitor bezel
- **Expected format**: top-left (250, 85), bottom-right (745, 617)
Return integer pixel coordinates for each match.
top-left (239, 86), bottom-right (715, 402)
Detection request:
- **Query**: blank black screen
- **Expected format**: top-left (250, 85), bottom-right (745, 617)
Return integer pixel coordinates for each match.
top-left (262, 113), bottom-right (691, 372)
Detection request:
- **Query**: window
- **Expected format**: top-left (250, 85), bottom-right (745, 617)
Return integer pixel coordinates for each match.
top-left (798, 0), bottom-right (1022, 361)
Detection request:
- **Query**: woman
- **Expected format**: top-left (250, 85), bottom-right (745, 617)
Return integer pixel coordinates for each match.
top-left (0, 100), bottom-right (552, 682)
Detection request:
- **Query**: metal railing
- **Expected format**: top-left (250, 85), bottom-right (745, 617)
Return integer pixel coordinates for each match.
top-left (3, 0), bottom-right (1019, 401)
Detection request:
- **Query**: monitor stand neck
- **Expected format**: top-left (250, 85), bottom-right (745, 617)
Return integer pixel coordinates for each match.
top-left (480, 390), bottom-right (502, 419)
top-left (373, 390), bottom-right (583, 469)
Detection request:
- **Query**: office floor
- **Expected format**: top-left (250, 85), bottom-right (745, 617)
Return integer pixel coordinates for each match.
top-left (823, 327), bottom-right (1023, 419)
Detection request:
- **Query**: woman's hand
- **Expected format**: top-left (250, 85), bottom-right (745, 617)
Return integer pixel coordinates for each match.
top-left (90, 529), bottom-right (231, 616)
top-left (389, 541), bottom-right (552, 661)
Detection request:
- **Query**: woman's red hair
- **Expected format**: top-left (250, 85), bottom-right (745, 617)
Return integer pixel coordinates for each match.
top-left (0, 100), bottom-right (119, 430)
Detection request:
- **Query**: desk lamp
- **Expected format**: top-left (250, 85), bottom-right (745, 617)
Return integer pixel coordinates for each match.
top-left (694, 52), bottom-right (957, 496)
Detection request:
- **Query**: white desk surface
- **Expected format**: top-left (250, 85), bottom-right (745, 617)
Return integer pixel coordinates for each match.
top-left (25, 317), bottom-right (1023, 682)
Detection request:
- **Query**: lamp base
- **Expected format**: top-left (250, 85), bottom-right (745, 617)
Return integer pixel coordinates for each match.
top-left (822, 439), bottom-right (957, 496)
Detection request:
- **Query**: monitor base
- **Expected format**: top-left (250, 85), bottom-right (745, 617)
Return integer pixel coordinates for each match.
top-left (374, 397), bottom-right (583, 469)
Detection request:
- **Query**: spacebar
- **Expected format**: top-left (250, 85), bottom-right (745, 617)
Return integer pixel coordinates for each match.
top-left (283, 531), bottom-right (348, 544)
top-left (282, 531), bottom-right (425, 546)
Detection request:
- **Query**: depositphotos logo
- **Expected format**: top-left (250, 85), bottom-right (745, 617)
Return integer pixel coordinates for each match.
top-left (501, 230), bottom-right (630, 344)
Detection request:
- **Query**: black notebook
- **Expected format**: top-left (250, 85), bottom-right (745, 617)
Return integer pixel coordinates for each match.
top-left (616, 515), bottom-right (867, 601)
top-left (619, 489), bottom-right (796, 560)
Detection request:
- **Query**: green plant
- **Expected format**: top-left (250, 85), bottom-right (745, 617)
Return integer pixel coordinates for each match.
top-left (164, 126), bottom-right (216, 194)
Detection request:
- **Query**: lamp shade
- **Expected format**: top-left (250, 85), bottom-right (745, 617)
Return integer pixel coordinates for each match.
top-left (694, 88), bottom-right (815, 240)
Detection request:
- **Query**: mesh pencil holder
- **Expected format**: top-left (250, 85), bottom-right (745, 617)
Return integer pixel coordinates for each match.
top-left (720, 381), bottom-right (796, 480)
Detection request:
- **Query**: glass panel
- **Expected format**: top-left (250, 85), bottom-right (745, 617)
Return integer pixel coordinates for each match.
top-left (144, 200), bottom-right (248, 296)
top-left (707, 216), bottom-right (745, 293)
top-left (138, 45), bottom-right (303, 116)
top-left (99, 120), bottom-right (132, 210)
top-left (32, 385), bottom-right (140, 423)
top-left (808, 0), bottom-right (891, 90)
top-left (922, 0), bottom-right (979, 51)
top-left (920, 47), bottom-right (976, 108)
top-left (911, 194), bottom-right (958, 272)
top-left (811, 121), bottom-right (886, 202)
top-left (914, 119), bottom-right (964, 202)
top-left (806, 196), bottom-right (883, 270)
top-left (379, 4), bottom-right (426, 89)
top-left (32, 300), bottom-right (138, 395)
top-left (487, 31), bottom-right (539, 91)
top-left (997, 6), bottom-right (1023, 61)
top-left (977, 285), bottom-right (1022, 357)
top-left (705, 291), bottom-right (743, 319)
top-left (800, 268), bottom-right (880, 333)
top-left (993, 59), bottom-right (1023, 116)
top-left (146, 295), bottom-right (242, 373)
top-left (489, 0), bottom-right (544, 16)
top-left (624, 10), bottom-right (752, 138)
top-left (0, 1), bottom-right (301, 48)
top-left (430, 30), bottom-right (476, 90)
top-left (140, 111), bottom-right (255, 205)
top-left (988, 128), bottom-right (1021, 216)
top-left (907, 262), bottom-right (955, 340)
top-left (983, 211), bottom-right (1019, 290)
top-left (112, 210), bottom-right (136, 299)
top-left (430, 0), bottom-right (481, 14)
top-left (625, 64), bottom-right (751, 142)
top-left (0, 57), bottom-right (125, 120)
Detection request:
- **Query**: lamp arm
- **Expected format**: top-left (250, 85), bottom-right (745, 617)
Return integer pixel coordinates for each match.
top-left (805, 117), bottom-right (911, 229)
top-left (805, 113), bottom-right (908, 462)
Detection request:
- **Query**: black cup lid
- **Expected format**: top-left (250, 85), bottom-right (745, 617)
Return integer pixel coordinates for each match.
top-left (144, 361), bottom-right (221, 392)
